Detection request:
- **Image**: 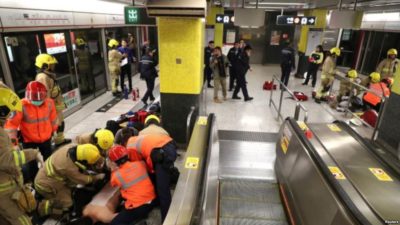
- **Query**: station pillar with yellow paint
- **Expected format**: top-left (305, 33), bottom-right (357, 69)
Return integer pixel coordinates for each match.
top-left (157, 17), bottom-right (205, 143)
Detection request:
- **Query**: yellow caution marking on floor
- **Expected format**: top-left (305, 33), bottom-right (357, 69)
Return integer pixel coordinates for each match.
top-left (369, 168), bottom-right (393, 182)
top-left (329, 166), bottom-right (346, 180)
top-left (197, 116), bottom-right (208, 125)
top-left (327, 124), bottom-right (342, 132)
top-left (185, 157), bottom-right (200, 169)
top-left (297, 121), bottom-right (308, 131)
top-left (280, 136), bottom-right (290, 154)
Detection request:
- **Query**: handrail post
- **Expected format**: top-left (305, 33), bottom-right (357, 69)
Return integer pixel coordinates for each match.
top-left (269, 79), bottom-right (274, 106)
top-left (372, 98), bottom-right (387, 140)
top-left (294, 103), bottom-right (300, 121)
top-left (186, 106), bottom-right (196, 144)
top-left (345, 84), bottom-right (355, 117)
top-left (277, 88), bottom-right (284, 120)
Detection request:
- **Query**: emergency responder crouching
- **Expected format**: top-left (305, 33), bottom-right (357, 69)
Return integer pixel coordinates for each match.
top-left (333, 70), bottom-right (359, 112)
top-left (362, 72), bottom-right (390, 112)
top-left (126, 134), bottom-right (178, 223)
top-left (108, 145), bottom-right (155, 225)
top-left (114, 127), bottom-right (138, 147)
top-left (75, 128), bottom-right (115, 156)
top-left (5, 81), bottom-right (58, 182)
top-left (139, 115), bottom-right (169, 136)
top-left (108, 39), bottom-right (123, 96)
top-left (0, 83), bottom-right (44, 225)
top-left (315, 47), bottom-right (341, 103)
top-left (35, 53), bottom-right (71, 147)
top-left (34, 144), bottom-right (105, 217)
top-left (376, 48), bottom-right (399, 79)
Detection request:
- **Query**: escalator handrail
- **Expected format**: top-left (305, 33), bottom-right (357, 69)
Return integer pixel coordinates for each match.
top-left (286, 118), bottom-right (377, 225)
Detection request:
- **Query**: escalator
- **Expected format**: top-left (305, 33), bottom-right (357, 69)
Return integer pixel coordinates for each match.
top-left (166, 115), bottom-right (400, 225)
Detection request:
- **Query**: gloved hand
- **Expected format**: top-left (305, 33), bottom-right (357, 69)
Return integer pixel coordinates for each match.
top-left (36, 151), bottom-right (44, 168)
top-left (93, 173), bottom-right (105, 182)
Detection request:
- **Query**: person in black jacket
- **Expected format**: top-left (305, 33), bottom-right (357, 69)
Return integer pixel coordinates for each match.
top-left (227, 42), bottom-right (240, 91)
top-left (204, 41), bottom-right (215, 88)
top-left (280, 41), bottom-right (296, 87)
top-left (139, 48), bottom-right (157, 105)
top-left (232, 46), bottom-right (253, 102)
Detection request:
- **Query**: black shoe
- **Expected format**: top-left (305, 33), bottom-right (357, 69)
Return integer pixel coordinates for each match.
top-left (244, 97), bottom-right (254, 101)
top-left (207, 85), bottom-right (214, 88)
top-left (55, 138), bottom-right (72, 148)
top-left (315, 99), bottom-right (321, 104)
top-left (228, 89), bottom-right (233, 92)
top-left (232, 96), bottom-right (241, 100)
top-left (312, 85), bottom-right (315, 88)
top-left (302, 83), bottom-right (307, 85)
top-left (142, 100), bottom-right (148, 105)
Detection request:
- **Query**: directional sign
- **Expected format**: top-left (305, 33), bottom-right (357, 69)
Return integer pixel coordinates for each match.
top-left (124, 7), bottom-right (155, 25)
top-left (216, 14), bottom-right (234, 24)
top-left (277, 15), bottom-right (316, 26)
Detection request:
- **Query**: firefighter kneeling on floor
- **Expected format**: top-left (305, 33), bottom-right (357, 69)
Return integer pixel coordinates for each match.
top-left (0, 83), bottom-right (44, 225)
top-left (34, 143), bottom-right (105, 218)
top-left (75, 128), bottom-right (115, 157)
top-left (362, 72), bottom-right (390, 112)
top-left (334, 70), bottom-right (360, 112)
top-left (126, 134), bottom-right (178, 223)
top-left (108, 145), bottom-right (156, 225)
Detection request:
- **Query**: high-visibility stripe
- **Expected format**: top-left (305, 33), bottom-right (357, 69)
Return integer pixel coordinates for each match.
top-left (45, 156), bottom-right (64, 181)
top-left (34, 182), bottom-right (52, 194)
top-left (45, 200), bottom-right (50, 216)
top-left (0, 181), bottom-right (15, 192)
top-left (22, 215), bottom-right (31, 225)
top-left (135, 136), bottom-right (145, 155)
top-left (18, 216), bottom-right (28, 225)
top-left (115, 170), bottom-right (148, 190)
top-left (13, 151), bottom-right (26, 167)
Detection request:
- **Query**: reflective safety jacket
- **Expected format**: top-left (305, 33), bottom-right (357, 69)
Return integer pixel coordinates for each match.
top-left (5, 98), bottom-right (57, 144)
top-left (0, 126), bottom-right (38, 196)
top-left (111, 161), bottom-right (155, 209)
top-left (321, 56), bottom-right (336, 79)
top-left (36, 72), bottom-right (65, 112)
top-left (126, 134), bottom-right (173, 172)
top-left (376, 58), bottom-right (400, 79)
top-left (108, 49), bottom-right (122, 77)
top-left (363, 82), bottom-right (390, 106)
top-left (309, 51), bottom-right (324, 65)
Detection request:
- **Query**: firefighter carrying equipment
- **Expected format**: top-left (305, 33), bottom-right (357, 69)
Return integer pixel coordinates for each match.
top-left (5, 98), bottom-right (58, 144)
top-left (363, 82), bottom-right (390, 106)
top-left (35, 54), bottom-right (58, 69)
top-left (0, 88), bottom-right (22, 119)
top-left (110, 160), bottom-right (156, 209)
top-left (94, 129), bottom-right (115, 151)
top-left (330, 47), bottom-right (341, 57)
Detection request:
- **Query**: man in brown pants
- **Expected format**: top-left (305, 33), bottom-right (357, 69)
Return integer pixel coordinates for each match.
top-left (34, 143), bottom-right (105, 217)
top-left (0, 82), bottom-right (44, 225)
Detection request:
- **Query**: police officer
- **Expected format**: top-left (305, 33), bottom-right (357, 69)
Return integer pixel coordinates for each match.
top-left (108, 39), bottom-right (123, 96)
top-left (139, 48), bottom-right (158, 105)
top-left (315, 47), bottom-right (341, 103)
top-left (227, 42), bottom-right (240, 91)
top-left (280, 41), bottom-right (296, 87)
top-left (34, 144), bottom-right (105, 217)
top-left (0, 83), bottom-right (44, 225)
top-left (35, 54), bottom-right (71, 147)
top-left (126, 134), bottom-right (177, 222)
top-left (232, 46), bottom-right (253, 102)
top-left (108, 145), bottom-right (156, 225)
top-left (303, 45), bottom-right (324, 87)
top-left (376, 48), bottom-right (400, 79)
top-left (5, 81), bottom-right (58, 182)
top-left (204, 41), bottom-right (215, 88)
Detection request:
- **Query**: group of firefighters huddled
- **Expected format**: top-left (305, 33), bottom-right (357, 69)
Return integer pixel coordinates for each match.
top-left (0, 54), bottom-right (177, 225)
top-left (309, 46), bottom-right (398, 112)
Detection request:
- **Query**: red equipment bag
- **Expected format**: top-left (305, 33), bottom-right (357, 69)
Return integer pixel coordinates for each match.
top-left (293, 91), bottom-right (309, 101)
top-left (263, 81), bottom-right (277, 90)
top-left (361, 109), bottom-right (378, 128)
top-left (136, 110), bottom-right (149, 124)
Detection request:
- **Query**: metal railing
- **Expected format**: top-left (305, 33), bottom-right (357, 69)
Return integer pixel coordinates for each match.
top-left (186, 106), bottom-right (196, 145)
top-left (269, 75), bottom-right (309, 122)
top-left (332, 71), bottom-right (388, 140)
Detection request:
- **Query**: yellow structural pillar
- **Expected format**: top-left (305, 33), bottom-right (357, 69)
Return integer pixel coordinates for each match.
top-left (206, 6), bottom-right (224, 46)
top-left (157, 17), bottom-right (205, 143)
top-left (298, 9), bottom-right (328, 53)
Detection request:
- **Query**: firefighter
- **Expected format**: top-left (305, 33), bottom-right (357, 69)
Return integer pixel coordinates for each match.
top-left (139, 115), bottom-right (169, 136)
top-left (114, 127), bottom-right (138, 147)
top-left (376, 48), bottom-right (400, 79)
top-left (126, 134), bottom-right (178, 222)
top-left (75, 128), bottom-right (115, 156)
top-left (34, 143), bottom-right (105, 217)
top-left (363, 72), bottom-right (390, 112)
top-left (5, 81), bottom-right (58, 182)
top-left (315, 47), bottom-right (341, 103)
top-left (35, 53), bottom-right (71, 147)
top-left (108, 145), bottom-right (155, 225)
top-left (337, 69), bottom-right (358, 102)
top-left (0, 84), bottom-right (44, 225)
top-left (75, 38), bottom-right (93, 94)
top-left (108, 39), bottom-right (123, 96)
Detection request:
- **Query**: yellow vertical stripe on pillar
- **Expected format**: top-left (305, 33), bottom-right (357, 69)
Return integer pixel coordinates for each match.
top-left (206, 6), bottom-right (224, 47)
top-left (158, 17), bottom-right (205, 95)
top-left (297, 9), bottom-right (327, 53)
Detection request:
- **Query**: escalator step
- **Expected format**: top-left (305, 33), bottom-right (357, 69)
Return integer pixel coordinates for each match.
top-left (220, 180), bottom-right (281, 203)
top-left (220, 218), bottom-right (288, 225)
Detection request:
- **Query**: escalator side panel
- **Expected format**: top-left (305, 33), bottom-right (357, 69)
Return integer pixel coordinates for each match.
top-left (276, 121), bottom-right (357, 225)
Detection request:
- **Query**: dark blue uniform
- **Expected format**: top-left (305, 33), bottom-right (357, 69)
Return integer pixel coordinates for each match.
top-left (280, 46), bottom-right (296, 87)
top-left (227, 46), bottom-right (240, 91)
top-left (139, 55), bottom-right (157, 104)
top-left (204, 46), bottom-right (214, 87)
top-left (233, 52), bottom-right (251, 100)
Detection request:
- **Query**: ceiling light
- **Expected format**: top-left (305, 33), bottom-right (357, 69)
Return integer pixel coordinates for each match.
top-left (247, 2), bottom-right (307, 6)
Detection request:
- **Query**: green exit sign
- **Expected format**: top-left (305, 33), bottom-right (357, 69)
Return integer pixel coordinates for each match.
top-left (124, 7), bottom-right (156, 25)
